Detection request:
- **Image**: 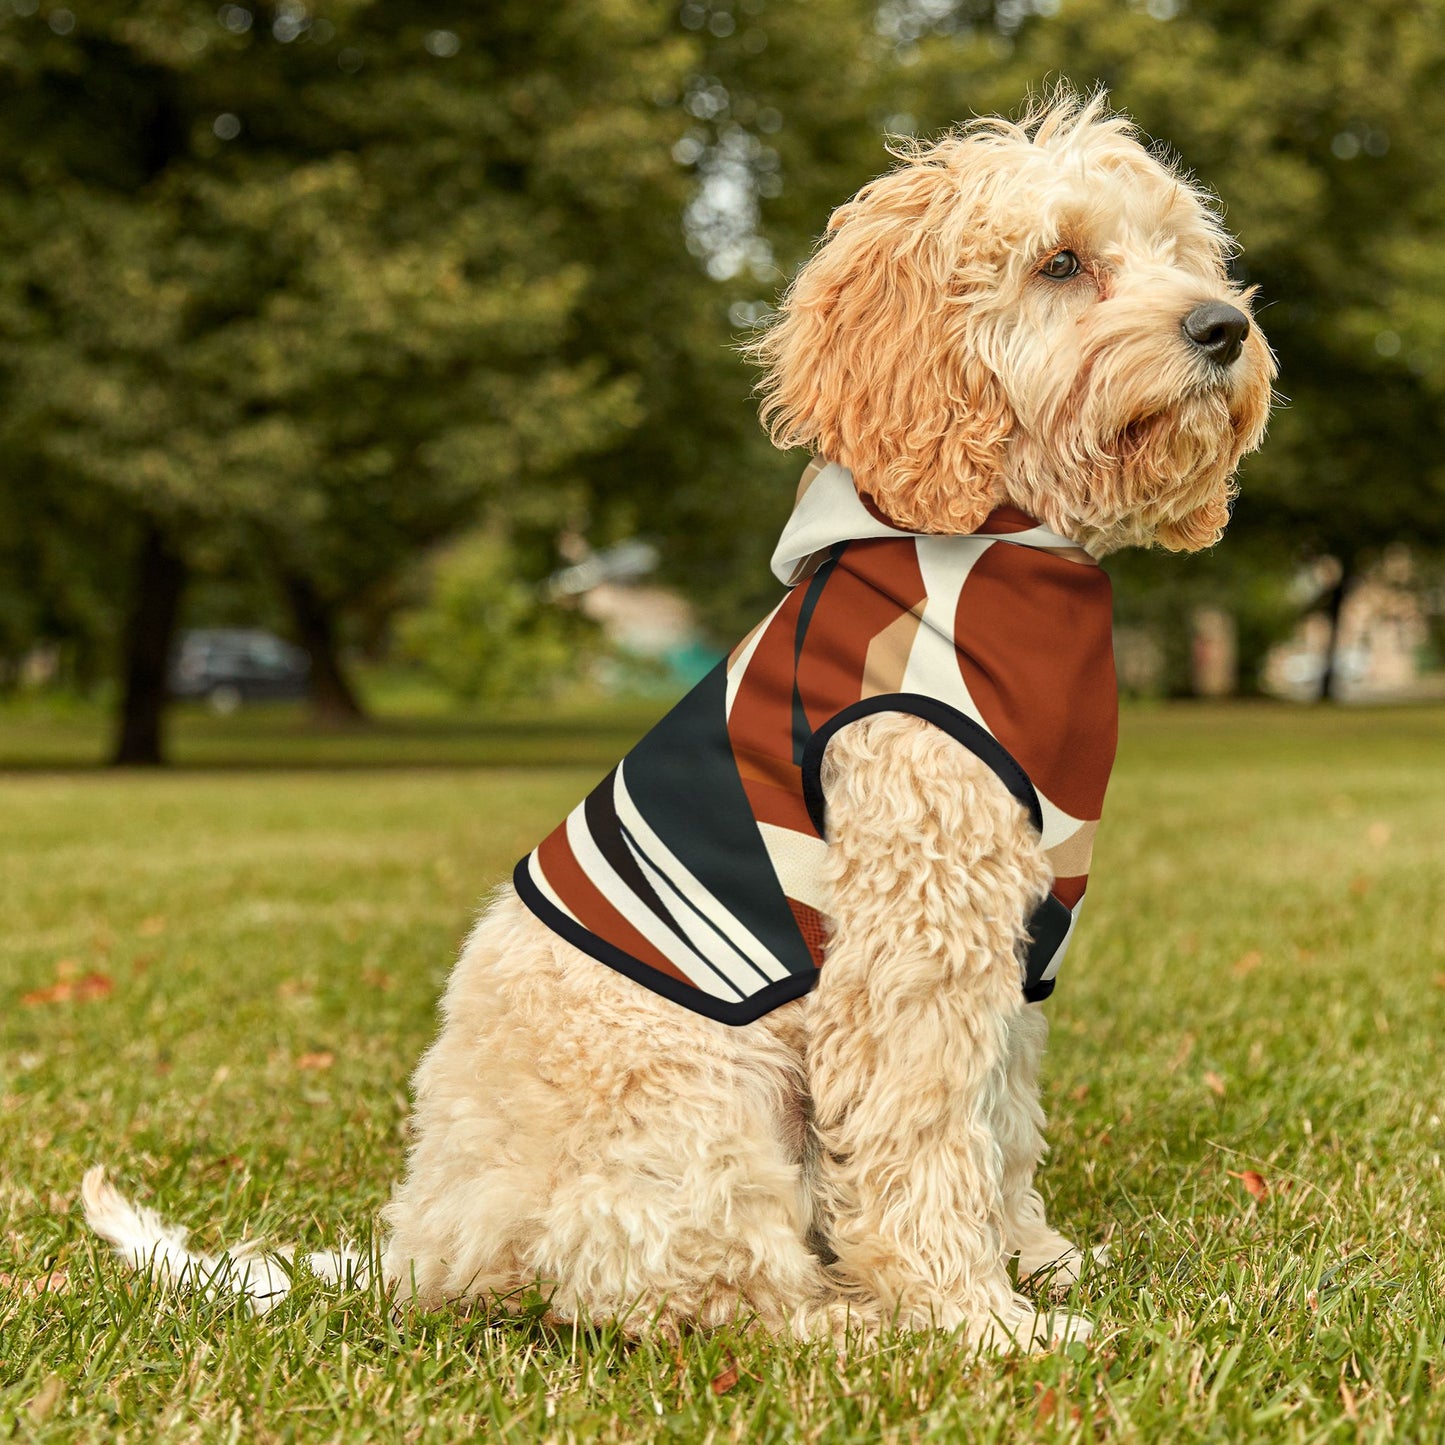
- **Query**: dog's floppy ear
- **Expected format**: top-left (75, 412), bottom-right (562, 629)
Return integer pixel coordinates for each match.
top-left (749, 151), bottom-right (1012, 534)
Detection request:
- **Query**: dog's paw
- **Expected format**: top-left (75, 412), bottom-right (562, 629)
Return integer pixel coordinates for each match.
top-left (1018, 1240), bottom-right (1110, 1293)
top-left (973, 1295), bottom-right (1093, 1353)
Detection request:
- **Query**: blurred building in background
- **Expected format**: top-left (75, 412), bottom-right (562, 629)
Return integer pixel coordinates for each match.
top-left (548, 540), bottom-right (722, 692)
top-left (1262, 549), bottom-right (1440, 702)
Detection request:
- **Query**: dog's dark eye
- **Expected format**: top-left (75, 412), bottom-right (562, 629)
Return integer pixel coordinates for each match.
top-left (1041, 250), bottom-right (1081, 280)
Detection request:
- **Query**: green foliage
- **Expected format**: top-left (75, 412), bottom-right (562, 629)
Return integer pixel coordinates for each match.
top-left (0, 1), bottom-right (682, 615)
top-left (0, 460), bottom-right (131, 688)
top-left (0, 0), bottom-right (894, 687)
top-left (395, 533), bottom-right (600, 705)
top-left (574, 0), bottom-right (890, 639)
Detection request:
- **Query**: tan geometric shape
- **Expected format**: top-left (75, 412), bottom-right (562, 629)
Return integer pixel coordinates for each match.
top-left (860, 604), bottom-right (924, 699)
top-left (1044, 819), bottom-right (1100, 880)
top-left (1031, 543), bottom-right (1098, 567)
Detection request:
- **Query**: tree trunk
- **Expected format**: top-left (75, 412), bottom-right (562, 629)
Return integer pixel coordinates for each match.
top-left (281, 571), bottom-right (367, 725)
top-left (1317, 556), bottom-right (1355, 703)
top-left (112, 524), bottom-right (187, 766)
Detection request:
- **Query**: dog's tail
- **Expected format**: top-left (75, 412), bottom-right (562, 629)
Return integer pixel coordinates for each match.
top-left (81, 1165), bottom-right (368, 1315)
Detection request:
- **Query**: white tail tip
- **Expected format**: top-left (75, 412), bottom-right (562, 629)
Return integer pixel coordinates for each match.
top-left (81, 1166), bottom-right (368, 1315)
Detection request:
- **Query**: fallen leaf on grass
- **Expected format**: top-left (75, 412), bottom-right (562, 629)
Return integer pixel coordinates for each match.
top-left (361, 969), bottom-right (394, 992)
top-left (1034, 1386), bottom-right (1087, 1427)
top-left (1232, 950), bottom-right (1263, 977)
top-left (295, 1051), bottom-right (334, 1071)
top-left (138, 915), bottom-right (167, 937)
top-left (1365, 822), bottom-right (1391, 849)
top-left (21, 972), bottom-right (114, 1006)
top-left (711, 1357), bottom-right (740, 1396)
top-left (1167, 1033), bottom-right (1196, 1073)
top-left (1433, 974), bottom-right (1445, 990)
top-left (27, 1374), bottom-right (64, 1424)
top-left (1204, 1070), bottom-right (1227, 1098)
top-left (0, 1268), bottom-right (70, 1299)
top-left (1339, 1380), bottom-right (1359, 1420)
top-left (1228, 1169), bottom-right (1269, 1201)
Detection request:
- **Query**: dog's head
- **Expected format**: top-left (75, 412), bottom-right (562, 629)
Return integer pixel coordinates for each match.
top-left (750, 90), bottom-right (1275, 554)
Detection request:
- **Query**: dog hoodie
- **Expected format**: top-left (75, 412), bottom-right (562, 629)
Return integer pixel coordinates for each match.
top-left (514, 460), bottom-right (1118, 1025)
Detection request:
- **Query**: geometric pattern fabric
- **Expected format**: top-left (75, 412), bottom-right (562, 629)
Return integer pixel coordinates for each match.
top-left (515, 461), bottom-right (1118, 1025)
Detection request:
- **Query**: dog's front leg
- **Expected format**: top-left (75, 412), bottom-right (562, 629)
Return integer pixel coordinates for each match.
top-left (807, 713), bottom-right (1089, 1349)
top-left (994, 1006), bottom-right (1100, 1289)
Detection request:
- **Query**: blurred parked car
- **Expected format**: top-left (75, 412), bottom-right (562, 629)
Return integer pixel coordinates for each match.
top-left (169, 629), bottom-right (310, 712)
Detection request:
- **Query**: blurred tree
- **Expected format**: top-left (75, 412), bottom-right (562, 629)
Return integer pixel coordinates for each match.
top-left (572, 0), bottom-right (892, 637)
top-left (1107, 538), bottom-right (1301, 696)
top-left (0, 0), bottom-right (700, 758)
top-left (888, 0), bottom-right (1445, 696)
top-left (0, 0), bottom-right (911, 753)
top-left (0, 452), bottom-right (129, 694)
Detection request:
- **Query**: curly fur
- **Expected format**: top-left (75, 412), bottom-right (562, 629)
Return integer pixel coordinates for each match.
top-left (85, 88), bottom-right (1272, 1354)
top-left (748, 90), bottom-right (1273, 553)
top-left (378, 715), bottom-right (1087, 1349)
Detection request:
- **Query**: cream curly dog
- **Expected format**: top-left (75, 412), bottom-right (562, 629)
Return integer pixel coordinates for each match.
top-left (85, 92), bottom-right (1273, 1351)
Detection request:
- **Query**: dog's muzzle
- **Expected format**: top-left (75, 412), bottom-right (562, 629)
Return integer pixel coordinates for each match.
top-left (1182, 301), bottom-right (1250, 367)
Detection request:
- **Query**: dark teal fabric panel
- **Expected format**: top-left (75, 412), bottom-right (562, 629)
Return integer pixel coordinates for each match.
top-left (622, 661), bottom-right (817, 980)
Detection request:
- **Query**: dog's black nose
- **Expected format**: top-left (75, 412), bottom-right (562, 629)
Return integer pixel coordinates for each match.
top-left (1182, 302), bottom-right (1250, 367)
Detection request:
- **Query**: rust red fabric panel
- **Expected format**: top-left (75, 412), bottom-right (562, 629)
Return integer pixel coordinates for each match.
top-left (1052, 874), bottom-right (1089, 910)
top-left (787, 899), bottom-right (829, 969)
top-left (953, 543), bottom-right (1117, 822)
top-left (793, 540), bottom-right (928, 733)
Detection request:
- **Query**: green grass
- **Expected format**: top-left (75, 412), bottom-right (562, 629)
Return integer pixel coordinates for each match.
top-left (0, 684), bottom-right (670, 771)
top-left (2, 701), bottom-right (1444, 1442)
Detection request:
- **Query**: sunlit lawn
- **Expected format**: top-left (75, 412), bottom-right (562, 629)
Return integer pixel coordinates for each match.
top-left (2, 699), bottom-right (1443, 1441)
top-left (0, 680), bottom-right (671, 771)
